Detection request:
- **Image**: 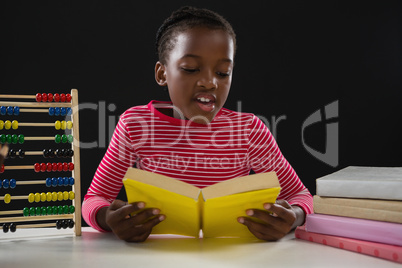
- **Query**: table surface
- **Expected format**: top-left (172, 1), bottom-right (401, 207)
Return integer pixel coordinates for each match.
top-left (0, 227), bottom-right (400, 268)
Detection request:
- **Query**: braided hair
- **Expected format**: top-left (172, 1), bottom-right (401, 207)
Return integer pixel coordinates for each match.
top-left (155, 6), bottom-right (236, 64)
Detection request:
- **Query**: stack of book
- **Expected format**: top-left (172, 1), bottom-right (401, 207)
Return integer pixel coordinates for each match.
top-left (295, 166), bottom-right (402, 263)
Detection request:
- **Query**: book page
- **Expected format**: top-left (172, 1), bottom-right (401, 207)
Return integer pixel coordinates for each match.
top-left (124, 167), bottom-right (200, 199)
top-left (202, 172), bottom-right (280, 200)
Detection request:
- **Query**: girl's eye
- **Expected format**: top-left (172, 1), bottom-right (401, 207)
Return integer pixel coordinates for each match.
top-left (181, 68), bottom-right (198, 73)
top-left (217, 72), bottom-right (230, 77)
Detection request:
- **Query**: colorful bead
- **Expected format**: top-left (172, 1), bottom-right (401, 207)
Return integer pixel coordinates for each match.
top-left (47, 93), bottom-right (53, 102)
top-left (0, 134), bottom-right (5, 143)
top-left (18, 149), bottom-right (25, 158)
top-left (57, 177), bottom-right (64, 186)
top-left (54, 107), bottom-right (61, 116)
top-left (46, 178), bottom-right (52, 187)
top-left (63, 205), bottom-right (69, 214)
top-left (18, 134), bottom-right (24, 144)
top-left (46, 192), bottom-right (52, 202)
top-left (61, 134), bottom-right (67, 143)
top-left (23, 207), bottom-right (30, 216)
top-left (48, 107), bottom-right (55, 116)
top-left (63, 191), bottom-right (69, 200)
top-left (11, 120), bottom-right (18, 130)
top-left (0, 106), bottom-right (6, 115)
top-left (69, 177), bottom-right (74, 185)
top-left (41, 206), bottom-right (47, 215)
top-left (68, 162), bottom-right (74, 171)
top-left (55, 134), bottom-right (61, 143)
top-left (69, 191), bottom-right (75, 200)
top-left (28, 193), bottom-right (35, 203)
top-left (36, 93), bottom-right (42, 102)
top-left (55, 120), bottom-right (61, 130)
top-left (53, 93), bottom-right (60, 102)
top-left (10, 223), bottom-right (16, 232)
top-left (51, 177), bottom-right (58, 187)
top-left (57, 192), bottom-right (63, 201)
top-left (29, 207), bottom-right (36, 216)
top-left (46, 162), bottom-right (52, 172)
top-left (67, 121), bottom-right (73, 129)
top-left (34, 193), bottom-right (41, 202)
top-left (51, 192), bottom-right (57, 202)
top-left (52, 163), bottom-right (57, 172)
top-left (10, 179), bottom-right (16, 189)
top-left (4, 120), bottom-right (11, 130)
top-left (60, 94), bottom-right (66, 102)
top-left (68, 135), bottom-right (73, 143)
top-left (0, 120), bottom-right (4, 130)
top-left (34, 163), bottom-right (41, 172)
top-left (40, 163), bottom-right (46, 172)
top-left (61, 121), bottom-right (66, 130)
top-left (69, 205), bottom-right (75, 214)
top-left (0, 164), bottom-right (4, 173)
top-left (13, 106), bottom-right (20, 115)
top-left (4, 194), bottom-right (11, 204)
top-left (66, 94), bottom-right (72, 102)
top-left (60, 108), bottom-right (67, 116)
top-left (57, 162), bottom-right (63, 171)
top-left (2, 179), bottom-right (9, 189)
top-left (7, 106), bottom-right (13, 115)
top-left (35, 207), bottom-right (41, 216)
top-left (47, 206), bottom-right (53, 215)
top-left (62, 162), bottom-right (68, 171)
top-left (41, 93), bottom-right (48, 102)
top-left (40, 192), bottom-right (47, 202)
top-left (67, 108), bottom-right (72, 116)
top-left (11, 134), bottom-right (18, 144)
top-left (6, 134), bottom-right (11, 144)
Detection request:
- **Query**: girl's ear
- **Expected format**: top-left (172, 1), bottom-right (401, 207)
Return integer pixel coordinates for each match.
top-left (155, 61), bottom-right (167, 86)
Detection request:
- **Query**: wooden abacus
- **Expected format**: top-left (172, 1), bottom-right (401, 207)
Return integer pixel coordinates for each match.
top-left (0, 89), bottom-right (81, 236)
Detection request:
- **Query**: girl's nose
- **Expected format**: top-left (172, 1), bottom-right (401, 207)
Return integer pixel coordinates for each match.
top-left (197, 71), bottom-right (217, 90)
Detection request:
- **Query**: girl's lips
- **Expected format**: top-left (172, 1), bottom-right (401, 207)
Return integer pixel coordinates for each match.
top-left (195, 93), bottom-right (216, 112)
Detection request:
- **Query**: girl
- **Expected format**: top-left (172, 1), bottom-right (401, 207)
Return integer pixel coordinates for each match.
top-left (82, 6), bottom-right (313, 242)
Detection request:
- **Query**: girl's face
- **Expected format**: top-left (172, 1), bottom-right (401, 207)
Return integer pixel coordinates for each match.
top-left (155, 27), bottom-right (235, 124)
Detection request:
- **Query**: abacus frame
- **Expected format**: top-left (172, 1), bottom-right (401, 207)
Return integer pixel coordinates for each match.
top-left (0, 89), bottom-right (82, 236)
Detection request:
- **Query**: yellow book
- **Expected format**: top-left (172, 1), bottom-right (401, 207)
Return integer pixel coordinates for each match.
top-left (123, 168), bottom-right (281, 238)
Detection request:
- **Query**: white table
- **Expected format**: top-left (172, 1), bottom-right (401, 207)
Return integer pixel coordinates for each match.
top-left (0, 227), bottom-right (400, 268)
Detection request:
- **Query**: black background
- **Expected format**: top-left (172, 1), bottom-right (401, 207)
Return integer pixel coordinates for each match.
top-left (1, 1), bottom-right (401, 226)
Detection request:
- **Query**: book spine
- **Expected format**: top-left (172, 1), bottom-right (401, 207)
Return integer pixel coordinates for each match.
top-left (305, 214), bottom-right (402, 246)
top-left (313, 196), bottom-right (402, 224)
top-left (295, 226), bottom-right (402, 264)
top-left (316, 180), bottom-right (402, 200)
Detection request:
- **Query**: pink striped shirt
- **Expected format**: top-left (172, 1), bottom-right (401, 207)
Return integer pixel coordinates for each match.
top-left (82, 100), bottom-right (313, 231)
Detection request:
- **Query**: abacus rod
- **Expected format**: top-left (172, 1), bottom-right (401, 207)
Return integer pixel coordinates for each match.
top-left (18, 123), bottom-right (55, 127)
top-left (16, 180), bottom-right (46, 185)
top-left (0, 95), bottom-right (36, 99)
top-left (19, 109), bottom-right (49, 113)
top-left (0, 101), bottom-right (71, 108)
top-left (0, 195), bottom-right (28, 200)
top-left (16, 223), bottom-right (56, 229)
top-left (4, 165), bottom-right (34, 170)
top-left (24, 137), bottom-right (55, 140)
top-left (23, 151), bottom-right (43, 156)
top-left (21, 223), bottom-right (69, 229)
top-left (0, 214), bottom-right (73, 223)
top-left (0, 210), bottom-right (22, 215)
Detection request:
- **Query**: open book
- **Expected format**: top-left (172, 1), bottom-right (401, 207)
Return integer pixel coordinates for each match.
top-left (123, 168), bottom-right (281, 238)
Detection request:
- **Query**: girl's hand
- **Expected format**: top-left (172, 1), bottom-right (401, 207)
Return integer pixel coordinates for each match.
top-left (237, 199), bottom-right (305, 241)
top-left (0, 144), bottom-right (9, 167)
top-left (103, 199), bottom-right (165, 242)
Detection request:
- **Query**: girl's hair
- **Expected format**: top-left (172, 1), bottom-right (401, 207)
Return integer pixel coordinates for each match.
top-left (155, 6), bottom-right (236, 64)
